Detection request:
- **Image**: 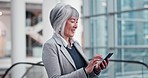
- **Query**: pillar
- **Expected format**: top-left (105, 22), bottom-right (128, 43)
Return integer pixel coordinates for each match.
top-left (11, 0), bottom-right (26, 78)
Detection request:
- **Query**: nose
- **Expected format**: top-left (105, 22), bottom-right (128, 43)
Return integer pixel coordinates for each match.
top-left (73, 23), bottom-right (78, 29)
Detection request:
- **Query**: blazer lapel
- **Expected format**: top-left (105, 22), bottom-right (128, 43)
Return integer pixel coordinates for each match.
top-left (60, 46), bottom-right (76, 69)
top-left (52, 33), bottom-right (76, 69)
top-left (74, 42), bottom-right (89, 64)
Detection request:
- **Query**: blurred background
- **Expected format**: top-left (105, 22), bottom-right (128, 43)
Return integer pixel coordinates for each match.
top-left (0, 0), bottom-right (148, 78)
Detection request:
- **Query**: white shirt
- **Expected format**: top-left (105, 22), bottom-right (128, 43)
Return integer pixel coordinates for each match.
top-left (55, 33), bottom-right (74, 48)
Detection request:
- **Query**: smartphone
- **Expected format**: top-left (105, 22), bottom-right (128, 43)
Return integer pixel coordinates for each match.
top-left (103, 53), bottom-right (113, 60)
top-left (100, 53), bottom-right (113, 69)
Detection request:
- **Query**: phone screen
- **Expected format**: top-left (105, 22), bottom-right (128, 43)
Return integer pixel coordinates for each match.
top-left (104, 53), bottom-right (113, 60)
top-left (100, 53), bottom-right (113, 69)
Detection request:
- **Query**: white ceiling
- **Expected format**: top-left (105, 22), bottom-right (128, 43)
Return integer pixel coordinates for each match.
top-left (0, 0), bottom-right (43, 4)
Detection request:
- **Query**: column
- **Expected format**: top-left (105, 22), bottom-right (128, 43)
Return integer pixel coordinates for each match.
top-left (107, 0), bottom-right (115, 78)
top-left (11, 0), bottom-right (26, 78)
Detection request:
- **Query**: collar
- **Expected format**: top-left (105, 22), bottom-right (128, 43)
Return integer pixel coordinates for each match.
top-left (53, 33), bottom-right (74, 47)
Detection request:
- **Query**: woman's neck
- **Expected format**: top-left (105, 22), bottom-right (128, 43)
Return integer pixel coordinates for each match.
top-left (60, 33), bottom-right (71, 47)
top-left (63, 36), bottom-right (71, 47)
top-left (63, 36), bottom-right (69, 42)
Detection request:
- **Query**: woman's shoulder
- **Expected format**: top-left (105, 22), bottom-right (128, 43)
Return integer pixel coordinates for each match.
top-left (73, 39), bottom-right (80, 46)
top-left (43, 37), bottom-right (57, 47)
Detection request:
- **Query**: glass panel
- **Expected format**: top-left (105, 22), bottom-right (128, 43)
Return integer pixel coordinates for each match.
top-left (0, 7), bottom-right (42, 58)
top-left (88, 16), bottom-right (107, 53)
top-left (115, 48), bottom-right (148, 78)
top-left (89, 0), bottom-right (107, 15)
top-left (116, 48), bottom-right (148, 71)
top-left (83, 0), bottom-right (148, 78)
top-left (116, 11), bottom-right (148, 45)
top-left (0, 11), bottom-right (11, 58)
top-left (91, 16), bottom-right (107, 47)
top-left (116, 0), bottom-right (148, 11)
top-left (117, 10), bottom-right (148, 19)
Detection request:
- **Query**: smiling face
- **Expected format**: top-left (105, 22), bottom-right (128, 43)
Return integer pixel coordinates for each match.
top-left (63, 16), bottom-right (78, 39)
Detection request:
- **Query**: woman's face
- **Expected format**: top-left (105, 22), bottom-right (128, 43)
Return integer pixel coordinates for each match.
top-left (64, 16), bottom-right (78, 38)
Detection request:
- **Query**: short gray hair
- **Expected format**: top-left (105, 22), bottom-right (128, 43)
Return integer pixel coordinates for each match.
top-left (50, 3), bottom-right (79, 34)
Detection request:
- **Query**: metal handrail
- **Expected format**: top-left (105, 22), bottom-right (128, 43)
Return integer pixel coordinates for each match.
top-left (1, 59), bottom-right (148, 78)
top-left (110, 59), bottom-right (148, 68)
top-left (1, 62), bottom-right (44, 78)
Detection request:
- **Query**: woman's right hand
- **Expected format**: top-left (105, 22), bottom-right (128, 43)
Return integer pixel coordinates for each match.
top-left (85, 54), bottom-right (102, 74)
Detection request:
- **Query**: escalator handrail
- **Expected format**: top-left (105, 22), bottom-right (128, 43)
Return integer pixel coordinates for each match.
top-left (1, 62), bottom-right (44, 78)
top-left (110, 59), bottom-right (148, 68)
top-left (2, 59), bottom-right (148, 78)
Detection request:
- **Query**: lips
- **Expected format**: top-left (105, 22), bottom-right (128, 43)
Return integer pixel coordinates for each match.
top-left (71, 29), bottom-right (75, 33)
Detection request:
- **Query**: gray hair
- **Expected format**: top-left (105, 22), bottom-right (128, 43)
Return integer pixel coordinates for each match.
top-left (49, 3), bottom-right (79, 35)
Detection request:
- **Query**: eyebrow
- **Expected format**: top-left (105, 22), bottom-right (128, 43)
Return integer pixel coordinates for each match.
top-left (69, 17), bottom-right (78, 21)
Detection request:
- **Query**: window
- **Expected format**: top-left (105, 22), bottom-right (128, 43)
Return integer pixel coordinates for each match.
top-left (82, 0), bottom-right (148, 77)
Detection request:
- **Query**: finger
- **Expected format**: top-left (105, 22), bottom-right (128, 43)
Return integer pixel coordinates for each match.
top-left (100, 60), bottom-right (109, 70)
top-left (96, 63), bottom-right (102, 71)
top-left (89, 58), bottom-right (99, 66)
top-left (107, 58), bottom-right (109, 63)
top-left (93, 54), bottom-right (102, 60)
top-left (92, 58), bottom-right (100, 64)
top-left (106, 58), bottom-right (109, 64)
top-left (100, 63), bottom-right (104, 70)
top-left (94, 61), bottom-right (100, 69)
top-left (103, 60), bottom-right (108, 67)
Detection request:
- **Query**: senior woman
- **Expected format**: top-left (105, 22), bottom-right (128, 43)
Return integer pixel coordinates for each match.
top-left (42, 3), bottom-right (109, 78)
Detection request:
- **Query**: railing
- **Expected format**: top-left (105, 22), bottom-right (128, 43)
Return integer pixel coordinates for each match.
top-left (110, 59), bottom-right (148, 68)
top-left (1, 60), bottom-right (148, 78)
top-left (1, 61), bottom-right (44, 78)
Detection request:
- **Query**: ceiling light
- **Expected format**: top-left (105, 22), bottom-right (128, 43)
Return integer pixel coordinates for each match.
top-left (144, 5), bottom-right (148, 8)
top-left (145, 35), bottom-right (148, 39)
top-left (0, 12), bottom-right (2, 16)
top-left (102, 2), bottom-right (107, 7)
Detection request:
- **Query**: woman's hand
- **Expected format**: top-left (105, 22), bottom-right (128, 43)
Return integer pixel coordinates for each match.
top-left (85, 54), bottom-right (102, 74)
top-left (94, 58), bottom-right (109, 73)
